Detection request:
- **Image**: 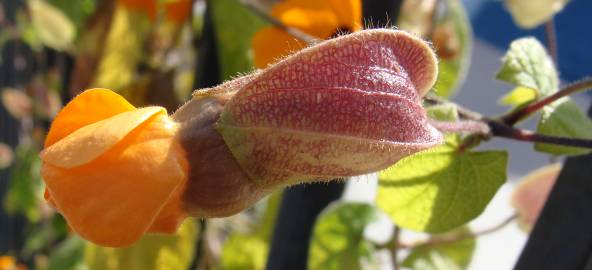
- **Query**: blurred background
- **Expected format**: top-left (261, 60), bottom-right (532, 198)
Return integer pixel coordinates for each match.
top-left (0, 0), bottom-right (589, 269)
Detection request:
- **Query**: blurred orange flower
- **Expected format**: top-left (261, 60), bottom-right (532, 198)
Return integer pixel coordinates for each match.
top-left (252, 0), bottom-right (362, 68)
top-left (40, 89), bottom-right (188, 247)
top-left (118, 0), bottom-right (192, 23)
top-left (0, 256), bottom-right (26, 270)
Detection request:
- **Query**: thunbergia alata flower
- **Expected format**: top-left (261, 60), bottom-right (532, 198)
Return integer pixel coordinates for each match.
top-left (40, 29), bottom-right (442, 247)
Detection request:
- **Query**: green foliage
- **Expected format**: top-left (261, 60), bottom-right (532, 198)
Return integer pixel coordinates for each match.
top-left (23, 215), bottom-right (70, 258)
top-left (433, 0), bottom-right (472, 98)
top-left (4, 144), bottom-right (43, 222)
top-left (219, 193), bottom-right (281, 270)
top-left (47, 0), bottom-right (95, 30)
top-left (47, 236), bottom-right (87, 270)
top-left (402, 227), bottom-right (476, 270)
top-left (92, 7), bottom-right (151, 91)
top-left (28, 0), bottom-right (76, 51)
top-left (496, 38), bottom-right (558, 96)
top-left (499, 86), bottom-right (537, 107)
top-left (220, 234), bottom-right (269, 270)
top-left (535, 98), bottom-right (592, 155)
top-left (377, 137), bottom-right (507, 233)
top-left (211, 0), bottom-right (266, 80)
top-left (308, 202), bottom-right (379, 270)
top-left (84, 220), bottom-right (197, 270)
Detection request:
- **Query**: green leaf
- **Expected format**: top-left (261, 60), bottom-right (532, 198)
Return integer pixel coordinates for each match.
top-left (219, 234), bottom-right (269, 270)
top-left (535, 98), bottom-right (592, 155)
top-left (496, 38), bottom-right (558, 96)
top-left (28, 0), bottom-right (76, 51)
top-left (47, 0), bottom-right (95, 30)
top-left (402, 227), bottom-right (476, 270)
top-left (84, 220), bottom-right (197, 270)
top-left (499, 86), bottom-right (538, 107)
top-left (48, 236), bottom-right (86, 270)
top-left (308, 202), bottom-right (379, 270)
top-left (377, 137), bottom-right (507, 233)
top-left (4, 144), bottom-right (44, 222)
top-left (433, 0), bottom-right (472, 98)
top-left (92, 7), bottom-right (151, 92)
top-left (211, 0), bottom-right (266, 80)
top-left (426, 103), bottom-right (459, 122)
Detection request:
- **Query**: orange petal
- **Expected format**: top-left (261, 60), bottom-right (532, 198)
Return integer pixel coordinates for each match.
top-left (41, 107), bottom-right (165, 169)
top-left (275, 8), bottom-right (339, 39)
top-left (326, 0), bottom-right (362, 32)
top-left (252, 27), bottom-right (307, 68)
top-left (148, 186), bottom-right (187, 234)
top-left (45, 88), bottom-right (135, 147)
top-left (165, 0), bottom-right (192, 24)
top-left (42, 113), bottom-right (186, 247)
top-left (118, 0), bottom-right (157, 21)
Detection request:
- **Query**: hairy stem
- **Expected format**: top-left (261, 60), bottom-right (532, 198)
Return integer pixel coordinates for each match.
top-left (501, 78), bottom-right (592, 125)
top-left (425, 94), bottom-right (592, 150)
top-left (429, 119), bottom-right (490, 135)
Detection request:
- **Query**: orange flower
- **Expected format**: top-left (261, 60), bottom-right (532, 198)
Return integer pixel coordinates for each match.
top-left (40, 89), bottom-right (188, 247)
top-left (0, 256), bottom-right (26, 270)
top-left (252, 0), bottom-right (362, 68)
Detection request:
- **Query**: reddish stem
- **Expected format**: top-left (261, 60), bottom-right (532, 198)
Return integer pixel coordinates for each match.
top-left (487, 119), bottom-right (592, 149)
top-left (501, 78), bottom-right (592, 126)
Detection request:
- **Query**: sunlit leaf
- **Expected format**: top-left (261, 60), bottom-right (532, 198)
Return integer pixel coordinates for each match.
top-left (92, 6), bottom-right (151, 92)
top-left (505, 0), bottom-right (569, 29)
top-left (402, 227), bottom-right (476, 270)
top-left (512, 163), bottom-right (561, 231)
top-left (496, 38), bottom-right (558, 97)
top-left (377, 137), bottom-right (507, 233)
top-left (499, 86), bottom-right (538, 107)
top-left (47, 236), bottom-right (86, 270)
top-left (1, 88), bottom-right (32, 119)
top-left (0, 143), bottom-right (13, 170)
top-left (211, 0), bottom-right (266, 79)
top-left (308, 202), bottom-right (379, 270)
top-left (432, 0), bottom-right (472, 98)
top-left (28, 0), bottom-right (76, 51)
top-left (219, 234), bottom-right (268, 270)
top-left (84, 220), bottom-right (197, 270)
top-left (535, 98), bottom-right (592, 156)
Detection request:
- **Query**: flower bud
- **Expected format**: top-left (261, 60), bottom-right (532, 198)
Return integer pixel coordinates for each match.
top-left (216, 29), bottom-right (442, 186)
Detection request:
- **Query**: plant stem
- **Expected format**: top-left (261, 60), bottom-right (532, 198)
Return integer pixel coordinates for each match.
top-left (487, 119), bottom-right (592, 149)
top-left (545, 18), bottom-right (558, 65)
top-left (501, 78), bottom-right (592, 125)
top-left (240, 0), bottom-right (321, 45)
top-left (391, 225), bottom-right (401, 270)
top-left (425, 94), bottom-right (592, 150)
top-left (399, 213), bottom-right (517, 249)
